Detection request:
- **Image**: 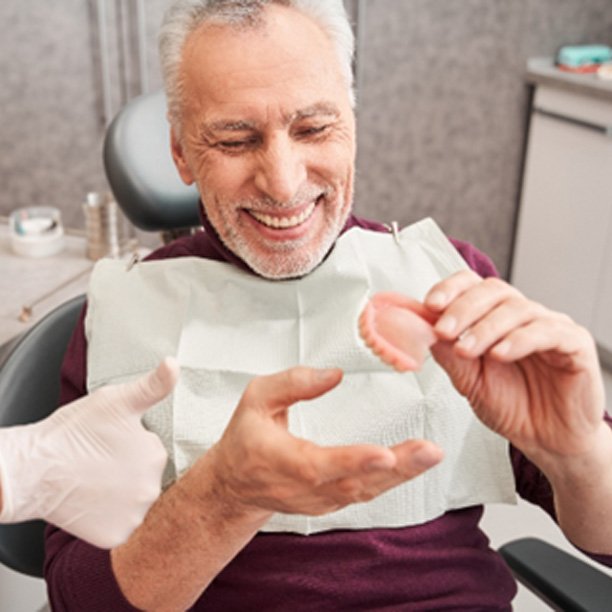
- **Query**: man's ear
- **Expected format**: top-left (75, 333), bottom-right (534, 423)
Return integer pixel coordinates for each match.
top-left (170, 128), bottom-right (195, 185)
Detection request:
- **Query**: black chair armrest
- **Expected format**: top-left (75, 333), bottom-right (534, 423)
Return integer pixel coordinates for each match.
top-left (499, 537), bottom-right (612, 612)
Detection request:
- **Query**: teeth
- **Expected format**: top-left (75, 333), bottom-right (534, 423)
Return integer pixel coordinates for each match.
top-left (249, 202), bottom-right (315, 229)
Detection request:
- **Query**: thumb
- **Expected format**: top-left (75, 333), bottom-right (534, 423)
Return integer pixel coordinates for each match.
top-left (117, 357), bottom-right (180, 416)
top-left (243, 366), bottom-right (343, 417)
top-left (430, 341), bottom-right (478, 400)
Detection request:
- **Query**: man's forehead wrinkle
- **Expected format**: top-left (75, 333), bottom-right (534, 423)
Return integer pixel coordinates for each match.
top-left (189, 52), bottom-right (312, 95)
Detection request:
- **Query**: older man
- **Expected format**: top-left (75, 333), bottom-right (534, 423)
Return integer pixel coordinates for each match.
top-left (45, 1), bottom-right (612, 610)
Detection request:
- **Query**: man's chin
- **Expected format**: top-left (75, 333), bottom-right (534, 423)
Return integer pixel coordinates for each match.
top-left (224, 208), bottom-right (351, 279)
top-left (245, 253), bottom-right (324, 280)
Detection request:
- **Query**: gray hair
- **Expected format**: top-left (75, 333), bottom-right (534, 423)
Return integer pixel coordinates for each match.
top-left (159, 0), bottom-right (355, 131)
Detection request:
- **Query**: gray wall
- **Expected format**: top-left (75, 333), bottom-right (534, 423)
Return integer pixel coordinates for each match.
top-left (0, 0), bottom-right (168, 230)
top-left (353, 0), bottom-right (612, 276)
top-left (2, 0), bottom-right (612, 275)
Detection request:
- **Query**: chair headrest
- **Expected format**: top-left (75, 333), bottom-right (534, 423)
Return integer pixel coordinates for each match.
top-left (103, 91), bottom-right (201, 232)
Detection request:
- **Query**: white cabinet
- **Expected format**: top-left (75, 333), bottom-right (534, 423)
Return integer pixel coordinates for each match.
top-left (511, 62), bottom-right (612, 359)
top-left (593, 231), bottom-right (612, 354)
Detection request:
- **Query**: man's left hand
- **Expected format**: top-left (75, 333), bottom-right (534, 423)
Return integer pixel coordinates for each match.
top-left (424, 270), bottom-right (608, 464)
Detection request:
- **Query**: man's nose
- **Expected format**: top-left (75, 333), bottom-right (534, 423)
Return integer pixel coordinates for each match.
top-left (254, 135), bottom-right (307, 203)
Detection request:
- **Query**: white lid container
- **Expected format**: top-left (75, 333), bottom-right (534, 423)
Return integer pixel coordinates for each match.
top-left (9, 206), bottom-right (65, 257)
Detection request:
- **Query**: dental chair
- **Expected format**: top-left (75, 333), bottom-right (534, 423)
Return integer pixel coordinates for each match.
top-left (0, 294), bottom-right (86, 577)
top-left (102, 89), bottom-right (200, 233)
top-left (0, 91), bottom-right (198, 584)
top-left (0, 91), bottom-right (198, 581)
top-left (1, 91), bottom-right (611, 610)
top-left (499, 537), bottom-right (612, 611)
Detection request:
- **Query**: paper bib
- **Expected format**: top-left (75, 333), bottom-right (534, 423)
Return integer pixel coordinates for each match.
top-left (86, 218), bottom-right (516, 534)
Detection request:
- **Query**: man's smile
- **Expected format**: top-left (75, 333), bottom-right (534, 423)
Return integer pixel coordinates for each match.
top-left (246, 200), bottom-right (317, 230)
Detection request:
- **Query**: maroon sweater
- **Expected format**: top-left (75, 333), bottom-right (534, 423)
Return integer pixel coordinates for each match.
top-left (44, 213), bottom-right (612, 611)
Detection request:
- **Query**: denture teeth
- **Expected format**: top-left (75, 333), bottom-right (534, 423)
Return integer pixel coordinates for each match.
top-left (250, 203), bottom-right (315, 229)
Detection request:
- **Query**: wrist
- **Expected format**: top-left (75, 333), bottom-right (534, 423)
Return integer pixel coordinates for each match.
top-left (0, 424), bottom-right (45, 523)
top-left (530, 422), bottom-right (612, 491)
top-left (111, 446), bottom-right (272, 612)
top-left (178, 446), bottom-right (272, 528)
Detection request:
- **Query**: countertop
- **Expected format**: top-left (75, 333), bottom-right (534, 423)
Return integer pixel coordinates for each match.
top-left (0, 221), bottom-right (153, 347)
top-left (527, 57), bottom-right (612, 103)
top-left (0, 222), bottom-right (93, 346)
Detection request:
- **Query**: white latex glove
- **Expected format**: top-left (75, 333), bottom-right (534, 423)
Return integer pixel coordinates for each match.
top-left (0, 357), bottom-right (179, 548)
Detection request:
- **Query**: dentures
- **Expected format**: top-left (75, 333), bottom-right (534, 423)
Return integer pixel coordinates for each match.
top-left (359, 292), bottom-right (438, 372)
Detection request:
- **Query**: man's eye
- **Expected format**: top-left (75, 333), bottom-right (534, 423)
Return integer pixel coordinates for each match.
top-left (213, 136), bottom-right (260, 152)
top-left (297, 125), bottom-right (329, 138)
top-left (219, 140), bottom-right (252, 150)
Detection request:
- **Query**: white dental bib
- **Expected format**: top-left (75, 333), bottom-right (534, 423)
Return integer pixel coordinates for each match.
top-left (86, 218), bottom-right (516, 534)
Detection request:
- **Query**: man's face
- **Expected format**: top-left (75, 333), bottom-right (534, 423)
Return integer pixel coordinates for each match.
top-left (171, 4), bottom-right (356, 279)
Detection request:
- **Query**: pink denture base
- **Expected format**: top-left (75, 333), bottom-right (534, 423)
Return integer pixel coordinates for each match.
top-left (359, 292), bottom-right (438, 372)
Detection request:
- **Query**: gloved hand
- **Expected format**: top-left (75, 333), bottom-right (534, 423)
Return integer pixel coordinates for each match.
top-left (0, 357), bottom-right (179, 548)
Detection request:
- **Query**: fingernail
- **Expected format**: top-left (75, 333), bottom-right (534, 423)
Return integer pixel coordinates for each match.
top-left (413, 447), bottom-right (442, 469)
top-left (427, 291), bottom-right (447, 309)
top-left (493, 340), bottom-right (511, 357)
top-left (436, 316), bottom-right (457, 336)
top-left (316, 368), bottom-right (340, 383)
top-left (457, 332), bottom-right (476, 352)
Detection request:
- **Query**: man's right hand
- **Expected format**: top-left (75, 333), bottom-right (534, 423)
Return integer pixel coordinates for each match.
top-left (111, 367), bottom-right (444, 612)
top-left (204, 367), bottom-right (444, 520)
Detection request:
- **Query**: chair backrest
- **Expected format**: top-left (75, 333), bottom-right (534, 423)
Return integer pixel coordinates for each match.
top-left (103, 90), bottom-right (201, 232)
top-left (0, 294), bottom-right (86, 578)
